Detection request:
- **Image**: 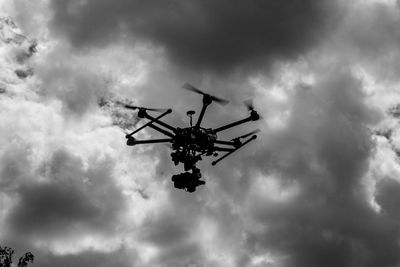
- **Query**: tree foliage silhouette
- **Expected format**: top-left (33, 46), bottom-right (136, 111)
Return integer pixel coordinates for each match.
top-left (0, 246), bottom-right (34, 267)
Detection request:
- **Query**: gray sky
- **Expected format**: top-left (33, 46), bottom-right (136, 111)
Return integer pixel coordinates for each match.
top-left (2, 0), bottom-right (400, 266)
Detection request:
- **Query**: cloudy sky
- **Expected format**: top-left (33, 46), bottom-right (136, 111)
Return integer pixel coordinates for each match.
top-left (2, 0), bottom-right (400, 266)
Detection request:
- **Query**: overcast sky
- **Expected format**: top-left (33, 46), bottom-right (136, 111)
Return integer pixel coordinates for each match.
top-left (2, 0), bottom-right (400, 266)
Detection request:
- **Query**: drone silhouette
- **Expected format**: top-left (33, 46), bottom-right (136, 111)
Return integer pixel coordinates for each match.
top-left (123, 83), bottom-right (260, 192)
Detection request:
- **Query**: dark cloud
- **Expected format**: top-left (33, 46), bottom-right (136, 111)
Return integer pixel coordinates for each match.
top-left (15, 68), bottom-right (33, 79)
top-left (0, 144), bottom-right (31, 192)
top-left (247, 197), bottom-right (400, 267)
top-left (325, 2), bottom-right (400, 82)
top-left (375, 178), bottom-right (400, 220)
top-left (154, 243), bottom-right (203, 267)
top-left (37, 249), bottom-right (133, 267)
top-left (7, 149), bottom-right (125, 238)
top-left (342, 3), bottom-right (400, 59)
top-left (142, 212), bottom-right (189, 247)
top-left (9, 182), bottom-right (99, 236)
top-left (139, 204), bottom-right (206, 267)
top-left (49, 0), bottom-right (340, 73)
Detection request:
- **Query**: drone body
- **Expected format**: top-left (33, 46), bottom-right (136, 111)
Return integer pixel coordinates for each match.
top-left (124, 83), bottom-right (260, 192)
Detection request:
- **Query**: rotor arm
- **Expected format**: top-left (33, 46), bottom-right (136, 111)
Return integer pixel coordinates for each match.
top-left (213, 110), bottom-right (260, 133)
top-left (195, 103), bottom-right (208, 128)
top-left (195, 95), bottom-right (212, 128)
top-left (142, 111), bottom-right (177, 133)
top-left (214, 140), bottom-right (237, 146)
top-left (127, 138), bottom-right (173, 146)
top-left (211, 135), bottom-right (257, 165)
top-left (147, 124), bottom-right (175, 138)
top-left (213, 116), bottom-right (253, 133)
top-left (212, 146), bottom-right (234, 152)
top-left (126, 109), bottom-right (172, 138)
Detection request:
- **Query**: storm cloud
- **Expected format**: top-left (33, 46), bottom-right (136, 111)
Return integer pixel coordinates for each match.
top-left (36, 249), bottom-right (134, 267)
top-left (49, 0), bottom-right (340, 73)
top-left (7, 149), bottom-right (125, 238)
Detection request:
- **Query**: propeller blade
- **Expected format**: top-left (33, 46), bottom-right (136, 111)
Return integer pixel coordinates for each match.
top-left (210, 95), bottom-right (230, 106)
top-left (113, 100), bottom-right (128, 106)
top-left (123, 104), bottom-right (138, 110)
top-left (122, 104), bottom-right (166, 112)
top-left (183, 83), bottom-right (229, 105)
top-left (182, 83), bottom-right (205, 95)
top-left (243, 99), bottom-right (254, 111)
top-left (234, 129), bottom-right (260, 140)
top-left (144, 107), bottom-right (168, 112)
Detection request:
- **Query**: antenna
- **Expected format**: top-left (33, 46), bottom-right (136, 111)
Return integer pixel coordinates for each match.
top-left (187, 110), bottom-right (195, 126)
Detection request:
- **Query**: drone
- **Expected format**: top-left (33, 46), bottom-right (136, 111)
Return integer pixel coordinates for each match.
top-left (123, 83), bottom-right (260, 193)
